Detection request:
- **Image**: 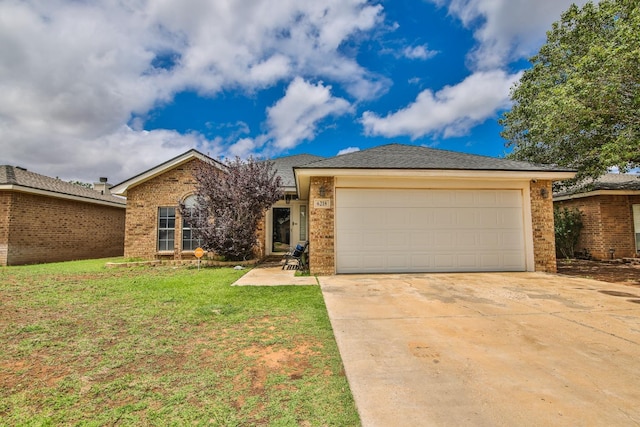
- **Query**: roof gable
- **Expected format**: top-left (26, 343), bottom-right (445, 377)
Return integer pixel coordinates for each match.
top-left (110, 149), bottom-right (224, 196)
top-left (0, 165), bottom-right (125, 207)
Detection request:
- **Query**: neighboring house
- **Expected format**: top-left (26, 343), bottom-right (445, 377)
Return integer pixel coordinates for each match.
top-left (0, 166), bottom-right (126, 266)
top-left (553, 173), bottom-right (640, 260)
top-left (111, 144), bottom-right (574, 274)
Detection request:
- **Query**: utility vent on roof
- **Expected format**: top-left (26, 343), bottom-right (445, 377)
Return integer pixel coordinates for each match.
top-left (93, 177), bottom-right (111, 195)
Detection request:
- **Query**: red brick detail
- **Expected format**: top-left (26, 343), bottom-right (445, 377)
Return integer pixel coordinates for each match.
top-left (555, 195), bottom-right (640, 259)
top-left (0, 190), bottom-right (124, 266)
top-left (530, 180), bottom-right (557, 273)
top-left (309, 177), bottom-right (334, 275)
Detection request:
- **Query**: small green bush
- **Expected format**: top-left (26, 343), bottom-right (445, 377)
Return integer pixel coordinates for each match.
top-left (554, 207), bottom-right (584, 259)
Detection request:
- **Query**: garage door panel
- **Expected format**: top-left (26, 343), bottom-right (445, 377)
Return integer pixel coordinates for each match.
top-left (388, 254), bottom-right (410, 269)
top-left (410, 254), bottom-right (432, 268)
top-left (336, 189), bottom-right (526, 273)
top-left (475, 191), bottom-right (498, 205)
top-left (410, 231), bottom-right (434, 248)
top-left (500, 209), bottom-right (525, 227)
top-left (362, 231), bottom-right (388, 249)
top-left (385, 208), bottom-right (410, 226)
top-left (433, 253), bottom-right (456, 269)
top-left (503, 253), bottom-right (526, 269)
top-left (387, 232), bottom-right (411, 248)
top-left (479, 253), bottom-right (501, 269)
top-left (409, 209), bottom-right (434, 227)
top-left (456, 209), bottom-right (478, 226)
top-left (361, 255), bottom-right (386, 269)
top-left (456, 231), bottom-right (478, 247)
top-left (434, 231), bottom-right (456, 249)
top-left (498, 191), bottom-right (523, 206)
top-left (433, 209), bottom-right (456, 226)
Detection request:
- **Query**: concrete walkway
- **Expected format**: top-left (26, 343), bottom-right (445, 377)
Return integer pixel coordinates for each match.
top-left (319, 272), bottom-right (640, 427)
top-left (232, 265), bottom-right (318, 286)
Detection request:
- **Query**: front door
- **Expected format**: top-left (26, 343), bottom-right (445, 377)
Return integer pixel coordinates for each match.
top-left (272, 207), bottom-right (291, 252)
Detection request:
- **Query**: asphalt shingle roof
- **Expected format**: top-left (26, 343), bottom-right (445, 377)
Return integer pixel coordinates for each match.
top-left (554, 173), bottom-right (640, 197)
top-left (0, 165), bottom-right (126, 205)
top-left (270, 154), bottom-right (325, 187)
top-left (297, 143), bottom-right (573, 172)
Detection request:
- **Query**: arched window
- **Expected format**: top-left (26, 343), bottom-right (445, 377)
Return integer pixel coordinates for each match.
top-left (182, 195), bottom-right (201, 251)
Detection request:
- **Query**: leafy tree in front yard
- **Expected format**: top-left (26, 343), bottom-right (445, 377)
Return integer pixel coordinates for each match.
top-left (554, 207), bottom-right (584, 259)
top-left (501, 0), bottom-right (640, 184)
top-left (181, 157), bottom-right (282, 261)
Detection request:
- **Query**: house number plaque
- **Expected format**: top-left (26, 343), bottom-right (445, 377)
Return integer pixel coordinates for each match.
top-left (314, 199), bottom-right (331, 209)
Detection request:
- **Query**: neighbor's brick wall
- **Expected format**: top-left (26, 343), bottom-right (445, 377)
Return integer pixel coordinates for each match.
top-left (2, 191), bottom-right (124, 266)
top-left (555, 196), bottom-right (601, 258)
top-left (0, 191), bottom-right (11, 266)
top-left (309, 177), bottom-right (335, 275)
top-left (555, 195), bottom-right (640, 259)
top-left (530, 180), bottom-right (557, 273)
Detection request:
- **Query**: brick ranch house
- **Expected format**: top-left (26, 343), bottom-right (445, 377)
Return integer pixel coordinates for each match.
top-left (0, 165), bottom-right (126, 266)
top-left (553, 173), bottom-right (640, 260)
top-left (111, 144), bottom-right (575, 275)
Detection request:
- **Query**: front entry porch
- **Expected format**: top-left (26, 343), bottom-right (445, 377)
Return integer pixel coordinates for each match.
top-left (265, 199), bottom-right (308, 256)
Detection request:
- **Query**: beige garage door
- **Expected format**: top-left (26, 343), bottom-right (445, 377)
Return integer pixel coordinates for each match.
top-left (336, 188), bottom-right (526, 273)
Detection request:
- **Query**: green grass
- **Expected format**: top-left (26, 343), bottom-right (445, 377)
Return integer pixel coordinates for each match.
top-left (0, 259), bottom-right (359, 426)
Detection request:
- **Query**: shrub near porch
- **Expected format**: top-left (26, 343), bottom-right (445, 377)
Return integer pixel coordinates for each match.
top-left (0, 259), bottom-right (359, 426)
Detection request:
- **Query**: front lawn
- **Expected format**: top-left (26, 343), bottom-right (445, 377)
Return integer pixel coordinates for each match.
top-left (0, 259), bottom-right (359, 426)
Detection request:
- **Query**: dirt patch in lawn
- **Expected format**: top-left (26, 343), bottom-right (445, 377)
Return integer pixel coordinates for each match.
top-left (557, 259), bottom-right (640, 287)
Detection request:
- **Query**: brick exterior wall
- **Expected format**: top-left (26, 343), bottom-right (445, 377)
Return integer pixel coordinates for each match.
top-left (0, 190), bottom-right (125, 266)
top-left (124, 159), bottom-right (201, 260)
top-left (0, 191), bottom-right (11, 266)
top-left (555, 195), bottom-right (640, 259)
top-left (309, 177), bottom-right (335, 275)
top-left (530, 180), bottom-right (557, 273)
top-left (124, 159), bottom-right (267, 260)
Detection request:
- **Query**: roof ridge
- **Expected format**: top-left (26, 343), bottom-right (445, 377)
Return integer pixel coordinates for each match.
top-left (295, 143), bottom-right (575, 172)
top-left (4, 166), bottom-right (126, 205)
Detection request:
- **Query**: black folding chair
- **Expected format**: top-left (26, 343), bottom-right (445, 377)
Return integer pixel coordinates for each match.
top-left (282, 241), bottom-right (309, 270)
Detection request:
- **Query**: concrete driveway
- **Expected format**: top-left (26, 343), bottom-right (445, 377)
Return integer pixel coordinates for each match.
top-left (319, 272), bottom-right (640, 427)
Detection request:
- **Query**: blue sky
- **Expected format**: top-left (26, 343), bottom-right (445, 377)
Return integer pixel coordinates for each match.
top-left (0, 0), bottom-right (590, 183)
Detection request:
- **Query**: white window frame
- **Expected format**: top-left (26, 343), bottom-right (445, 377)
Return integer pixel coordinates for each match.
top-left (158, 207), bottom-right (176, 252)
top-left (182, 195), bottom-right (202, 251)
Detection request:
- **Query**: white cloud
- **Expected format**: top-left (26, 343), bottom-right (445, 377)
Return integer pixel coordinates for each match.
top-left (266, 78), bottom-right (352, 150)
top-left (359, 0), bottom-right (591, 142)
top-left (402, 45), bottom-right (438, 60)
top-left (0, 0), bottom-right (385, 181)
top-left (225, 78), bottom-right (351, 158)
top-left (361, 70), bottom-right (521, 139)
top-left (337, 147), bottom-right (361, 156)
top-left (0, 124), bottom-right (222, 184)
top-left (430, 0), bottom-right (592, 69)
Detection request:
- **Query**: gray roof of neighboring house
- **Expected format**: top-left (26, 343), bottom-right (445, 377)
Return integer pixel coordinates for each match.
top-left (0, 165), bottom-right (126, 206)
top-left (270, 154), bottom-right (325, 187)
top-left (554, 173), bottom-right (640, 197)
top-left (297, 143), bottom-right (574, 172)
